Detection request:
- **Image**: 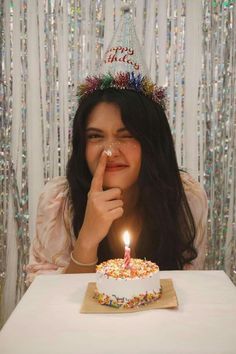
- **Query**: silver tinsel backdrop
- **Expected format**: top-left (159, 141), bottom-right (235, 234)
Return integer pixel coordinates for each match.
top-left (0, 0), bottom-right (235, 327)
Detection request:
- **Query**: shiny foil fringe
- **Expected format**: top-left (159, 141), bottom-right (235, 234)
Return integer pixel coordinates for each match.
top-left (0, 0), bottom-right (7, 326)
top-left (201, 0), bottom-right (236, 282)
top-left (0, 0), bottom-right (235, 328)
top-left (1, 0), bottom-right (12, 327)
top-left (165, 0), bottom-right (186, 167)
top-left (0, 0), bottom-right (31, 327)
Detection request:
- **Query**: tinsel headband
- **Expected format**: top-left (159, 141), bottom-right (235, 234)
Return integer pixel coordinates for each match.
top-left (77, 72), bottom-right (167, 110)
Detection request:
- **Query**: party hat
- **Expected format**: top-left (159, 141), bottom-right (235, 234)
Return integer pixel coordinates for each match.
top-left (78, 5), bottom-right (166, 109)
top-left (100, 5), bottom-right (149, 77)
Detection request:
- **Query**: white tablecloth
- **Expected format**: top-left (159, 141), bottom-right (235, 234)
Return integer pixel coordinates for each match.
top-left (0, 270), bottom-right (236, 354)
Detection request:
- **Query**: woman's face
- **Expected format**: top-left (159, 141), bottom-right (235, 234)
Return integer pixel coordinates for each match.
top-left (85, 102), bottom-right (142, 191)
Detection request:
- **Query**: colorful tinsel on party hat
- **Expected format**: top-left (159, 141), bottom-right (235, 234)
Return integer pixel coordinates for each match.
top-left (78, 5), bottom-right (167, 110)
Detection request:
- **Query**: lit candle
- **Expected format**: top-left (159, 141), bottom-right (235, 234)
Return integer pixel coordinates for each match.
top-left (123, 230), bottom-right (131, 268)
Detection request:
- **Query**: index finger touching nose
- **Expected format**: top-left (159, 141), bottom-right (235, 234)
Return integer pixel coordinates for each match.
top-left (90, 151), bottom-right (108, 192)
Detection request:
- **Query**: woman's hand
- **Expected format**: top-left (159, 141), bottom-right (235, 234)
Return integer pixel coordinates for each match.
top-left (82, 151), bottom-right (124, 245)
top-left (72, 151), bottom-right (124, 261)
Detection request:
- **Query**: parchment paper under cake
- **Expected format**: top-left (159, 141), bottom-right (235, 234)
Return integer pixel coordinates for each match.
top-left (80, 279), bottom-right (178, 313)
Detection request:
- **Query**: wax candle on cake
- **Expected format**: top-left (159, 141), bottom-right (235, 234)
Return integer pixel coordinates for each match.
top-left (123, 230), bottom-right (131, 268)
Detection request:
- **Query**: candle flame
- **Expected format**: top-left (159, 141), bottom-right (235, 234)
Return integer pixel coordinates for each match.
top-left (123, 230), bottom-right (130, 247)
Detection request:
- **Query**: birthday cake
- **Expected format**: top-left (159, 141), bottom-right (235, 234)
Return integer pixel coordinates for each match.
top-left (95, 258), bottom-right (161, 309)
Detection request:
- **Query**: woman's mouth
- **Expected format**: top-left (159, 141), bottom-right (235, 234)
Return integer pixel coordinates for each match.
top-left (105, 163), bottom-right (128, 172)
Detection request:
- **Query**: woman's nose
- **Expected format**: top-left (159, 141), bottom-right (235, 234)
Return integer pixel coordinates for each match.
top-left (103, 141), bottom-right (121, 157)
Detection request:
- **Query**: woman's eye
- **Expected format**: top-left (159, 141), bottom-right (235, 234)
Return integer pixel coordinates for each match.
top-left (119, 135), bottom-right (134, 140)
top-left (86, 134), bottom-right (103, 140)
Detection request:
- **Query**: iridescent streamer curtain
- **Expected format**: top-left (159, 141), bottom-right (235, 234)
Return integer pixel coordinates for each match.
top-left (0, 0), bottom-right (235, 327)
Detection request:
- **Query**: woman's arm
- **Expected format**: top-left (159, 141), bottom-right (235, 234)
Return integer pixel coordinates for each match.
top-left (181, 173), bottom-right (208, 270)
top-left (65, 151), bottom-right (123, 273)
top-left (26, 177), bottom-right (74, 284)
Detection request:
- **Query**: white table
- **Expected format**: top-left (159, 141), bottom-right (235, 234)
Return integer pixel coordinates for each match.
top-left (0, 271), bottom-right (236, 354)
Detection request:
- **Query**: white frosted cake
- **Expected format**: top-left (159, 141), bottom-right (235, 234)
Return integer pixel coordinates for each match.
top-left (95, 258), bottom-right (161, 308)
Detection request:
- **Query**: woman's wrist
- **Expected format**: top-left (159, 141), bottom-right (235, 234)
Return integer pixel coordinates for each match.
top-left (72, 229), bottom-right (99, 264)
top-left (70, 252), bottom-right (98, 266)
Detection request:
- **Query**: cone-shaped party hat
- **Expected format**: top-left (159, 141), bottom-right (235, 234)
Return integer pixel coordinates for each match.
top-left (78, 5), bottom-right (166, 110)
top-left (99, 5), bottom-right (149, 77)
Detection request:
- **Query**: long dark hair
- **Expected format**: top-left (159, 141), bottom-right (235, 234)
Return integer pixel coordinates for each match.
top-left (67, 88), bottom-right (197, 270)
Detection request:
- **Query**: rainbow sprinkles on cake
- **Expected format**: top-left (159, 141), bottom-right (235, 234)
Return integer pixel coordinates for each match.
top-left (95, 258), bottom-right (161, 309)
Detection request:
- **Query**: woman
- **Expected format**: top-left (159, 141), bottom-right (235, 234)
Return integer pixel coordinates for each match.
top-left (26, 88), bottom-right (208, 284)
